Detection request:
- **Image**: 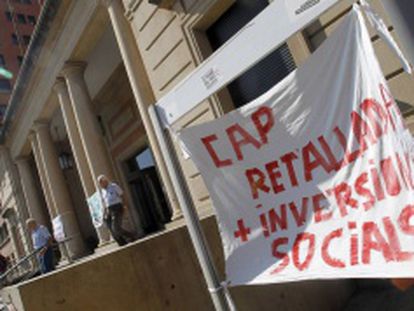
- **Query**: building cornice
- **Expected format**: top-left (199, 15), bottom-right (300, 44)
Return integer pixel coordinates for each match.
top-left (61, 61), bottom-right (87, 78)
top-left (6, 1), bottom-right (99, 159)
top-left (0, 0), bottom-right (61, 143)
top-left (124, 0), bottom-right (144, 21)
top-left (53, 78), bottom-right (67, 94)
top-left (148, 0), bottom-right (176, 9)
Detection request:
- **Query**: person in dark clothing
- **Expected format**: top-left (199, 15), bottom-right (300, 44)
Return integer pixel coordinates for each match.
top-left (0, 253), bottom-right (8, 275)
top-left (26, 219), bottom-right (54, 274)
top-left (98, 175), bottom-right (135, 246)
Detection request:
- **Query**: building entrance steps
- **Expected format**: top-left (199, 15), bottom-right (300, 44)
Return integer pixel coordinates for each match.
top-left (93, 241), bottom-right (118, 257)
top-left (0, 215), bottom-right (355, 311)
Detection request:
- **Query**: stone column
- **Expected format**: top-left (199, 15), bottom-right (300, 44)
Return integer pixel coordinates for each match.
top-left (33, 122), bottom-right (86, 258)
top-left (15, 156), bottom-right (49, 227)
top-left (4, 212), bottom-right (25, 259)
top-left (53, 78), bottom-right (111, 244)
top-left (61, 62), bottom-right (115, 182)
top-left (0, 147), bottom-right (32, 256)
top-left (4, 218), bottom-right (23, 278)
top-left (100, 0), bottom-right (182, 220)
top-left (29, 133), bottom-right (56, 219)
top-left (53, 78), bottom-right (96, 196)
top-left (28, 134), bottom-right (56, 268)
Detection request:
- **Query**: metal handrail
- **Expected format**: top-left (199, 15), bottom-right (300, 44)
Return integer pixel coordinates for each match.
top-left (0, 247), bottom-right (41, 283)
top-left (0, 237), bottom-right (74, 284)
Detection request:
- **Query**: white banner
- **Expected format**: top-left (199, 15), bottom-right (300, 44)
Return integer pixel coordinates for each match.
top-left (52, 215), bottom-right (65, 242)
top-left (87, 191), bottom-right (104, 228)
top-left (179, 7), bottom-right (414, 286)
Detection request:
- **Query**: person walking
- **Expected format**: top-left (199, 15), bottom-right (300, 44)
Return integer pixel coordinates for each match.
top-left (26, 219), bottom-right (54, 274)
top-left (98, 175), bottom-right (135, 246)
top-left (0, 253), bottom-right (8, 275)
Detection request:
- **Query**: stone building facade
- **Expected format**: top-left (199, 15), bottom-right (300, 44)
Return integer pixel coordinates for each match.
top-left (0, 0), bottom-right (413, 309)
top-left (0, 0), bottom-right (43, 118)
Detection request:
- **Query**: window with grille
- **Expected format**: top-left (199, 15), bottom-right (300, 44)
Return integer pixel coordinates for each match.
top-left (17, 13), bottom-right (26, 24)
top-left (27, 15), bottom-right (36, 25)
top-left (0, 225), bottom-right (8, 245)
top-left (5, 11), bottom-right (12, 21)
top-left (207, 0), bottom-right (296, 108)
top-left (23, 35), bottom-right (31, 45)
top-left (0, 105), bottom-right (6, 118)
top-left (11, 34), bottom-right (18, 45)
top-left (0, 79), bottom-right (11, 92)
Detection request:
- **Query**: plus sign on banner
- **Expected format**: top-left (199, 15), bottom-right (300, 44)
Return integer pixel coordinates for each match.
top-left (234, 219), bottom-right (251, 242)
top-left (179, 6), bottom-right (414, 286)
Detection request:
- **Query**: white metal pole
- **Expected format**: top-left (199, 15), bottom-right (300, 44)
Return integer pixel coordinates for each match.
top-left (148, 105), bottom-right (232, 311)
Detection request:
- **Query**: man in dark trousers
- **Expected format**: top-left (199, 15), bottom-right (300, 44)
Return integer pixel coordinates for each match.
top-left (98, 175), bottom-right (135, 246)
top-left (0, 253), bottom-right (8, 275)
top-left (26, 219), bottom-right (54, 274)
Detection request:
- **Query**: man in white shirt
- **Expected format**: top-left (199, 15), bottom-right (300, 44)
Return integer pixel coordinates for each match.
top-left (26, 218), bottom-right (54, 274)
top-left (98, 175), bottom-right (135, 246)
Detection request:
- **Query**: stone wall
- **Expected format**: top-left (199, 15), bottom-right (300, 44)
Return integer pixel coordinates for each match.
top-left (1, 216), bottom-right (355, 311)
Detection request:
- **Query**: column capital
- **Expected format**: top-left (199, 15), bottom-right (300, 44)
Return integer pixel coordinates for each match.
top-left (28, 131), bottom-right (35, 142)
top-left (99, 0), bottom-right (129, 19)
top-left (0, 145), bottom-right (8, 153)
top-left (53, 77), bottom-right (67, 95)
top-left (98, 0), bottom-right (115, 8)
top-left (32, 121), bottom-right (50, 133)
top-left (61, 61), bottom-right (87, 79)
top-left (28, 130), bottom-right (40, 142)
top-left (0, 146), bottom-right (8, 160)
top-left (14, 156), bottom-right (30, 164)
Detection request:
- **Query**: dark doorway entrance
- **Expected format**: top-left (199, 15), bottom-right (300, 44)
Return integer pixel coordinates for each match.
top-left (124, 147), bottom-right (171, 235)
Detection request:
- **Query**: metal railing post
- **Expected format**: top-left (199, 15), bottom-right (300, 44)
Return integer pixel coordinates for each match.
top-left (148, 105), bottom-right (233, 311)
